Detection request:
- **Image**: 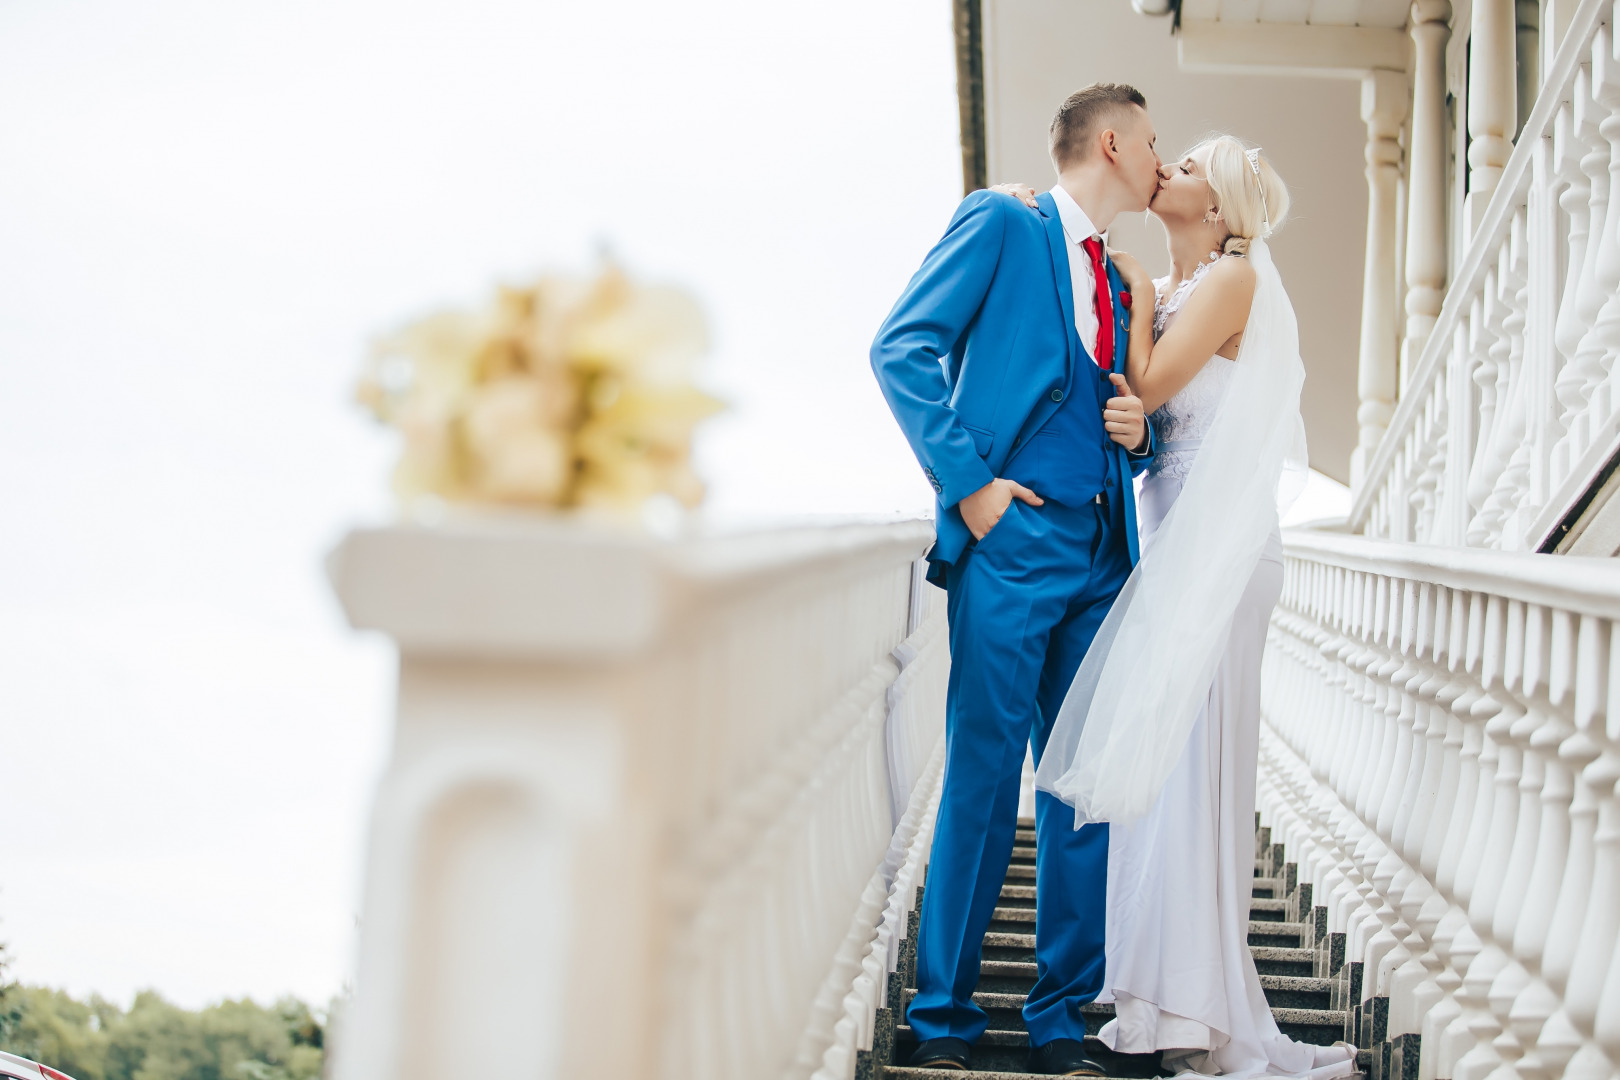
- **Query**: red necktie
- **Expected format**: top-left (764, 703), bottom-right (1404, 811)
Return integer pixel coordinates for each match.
top-left (1081, 236), bottom-right (1114, 370)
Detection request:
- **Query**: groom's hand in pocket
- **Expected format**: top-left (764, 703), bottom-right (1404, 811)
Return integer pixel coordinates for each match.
top-left (1105, 373), bottom-right (1149, 453)
top-left (960, 478), bottom-right (1044, 540)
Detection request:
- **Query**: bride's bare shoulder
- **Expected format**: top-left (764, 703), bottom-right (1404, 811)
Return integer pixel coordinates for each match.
top-left (1203, 254), bottom-right (1257, 295)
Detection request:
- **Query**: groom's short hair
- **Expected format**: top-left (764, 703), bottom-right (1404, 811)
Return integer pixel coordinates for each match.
top-left (1049, 83), bottom-right (1148, 171)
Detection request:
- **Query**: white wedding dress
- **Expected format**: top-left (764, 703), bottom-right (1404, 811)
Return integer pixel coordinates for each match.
top-left (1092, 259), bottom-right (1354, 1080)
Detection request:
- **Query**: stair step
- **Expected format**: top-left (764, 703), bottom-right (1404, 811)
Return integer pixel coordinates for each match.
top-left (886, 1069), bottom-right (1036, 1079)
top-left (894, 1023), bottom-right (1035, 1073)
top-left (977, 959), bottom-right (1038, 994)
top-left (1249, 945), bottom-right (1315, 977)
top-left (888, 831), bottom-right (1347, 1071)
top-left (901, 989), bottom-right (1114, 1014)
top-left (982, 932), bottom-right (1036, 963)
top-left (970, 961), bottom-right (1331, 1009)
top-left (1259, 974), bottom-right (1335, 1009)
top-left (1248, 920), bottom-right (1307, 947)
top-left (1251, 876), bottom-right (1284, 898)
top-left (1250, 897), bottom-right (1287, 920)
top-left (900, 989), bottom-right (1112, 1035)
top-left (1274, 1007), bottom-right (1349, 1046)
top-left (992, 905), bottom-right (1036, 924)
top-left (998, 884), bottom-right (1037, 910)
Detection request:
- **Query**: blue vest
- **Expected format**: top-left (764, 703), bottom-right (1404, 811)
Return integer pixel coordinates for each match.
top-left (1001, 358), bottom-right (1122, 507)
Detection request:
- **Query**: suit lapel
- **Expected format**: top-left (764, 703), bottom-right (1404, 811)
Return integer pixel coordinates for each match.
top-left (1035, 192), bottom-right (1081, 377)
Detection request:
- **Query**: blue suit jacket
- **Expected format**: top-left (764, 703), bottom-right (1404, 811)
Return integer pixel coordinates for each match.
top-left (871, 189), bottom-right (1153, 582)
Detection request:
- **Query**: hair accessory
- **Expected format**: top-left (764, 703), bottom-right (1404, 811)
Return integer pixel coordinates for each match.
top-left (1245, 146), bottom-right (1271, 231)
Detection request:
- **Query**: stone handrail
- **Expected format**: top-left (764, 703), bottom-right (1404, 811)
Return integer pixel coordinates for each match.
top-left (323, 516), bottom-right (948, 1080)
top-left (1259, 527), bottom-right (1620, 1080)
top-left (1352, 0), bottom-right (1620, 550)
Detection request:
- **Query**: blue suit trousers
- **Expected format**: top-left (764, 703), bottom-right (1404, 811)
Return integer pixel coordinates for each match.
top-left (908, 496), bottom-right (1132, 1048)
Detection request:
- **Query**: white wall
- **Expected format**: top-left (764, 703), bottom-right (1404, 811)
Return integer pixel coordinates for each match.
top-left (981, 0), bottom-right (1372, 482)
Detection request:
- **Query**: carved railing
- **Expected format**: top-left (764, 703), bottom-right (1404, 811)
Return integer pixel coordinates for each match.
top-left (1353, 0), bottom-right (1620, 550)
top-left (323, 517), bottom-right (947, 1080)
top-left (1259, 529), bottom-right (1620, 1080)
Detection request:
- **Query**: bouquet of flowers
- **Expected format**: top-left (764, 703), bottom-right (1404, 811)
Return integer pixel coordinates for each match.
top-left (357, 262), bottom-right (724, 513)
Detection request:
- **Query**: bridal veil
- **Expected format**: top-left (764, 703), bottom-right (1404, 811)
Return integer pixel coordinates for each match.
top-left (1035, 238), bottom-right (1308, 824)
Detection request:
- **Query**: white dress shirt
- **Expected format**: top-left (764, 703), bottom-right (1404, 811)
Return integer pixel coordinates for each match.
top-left (1050, 185), bottom-right (1103, 363)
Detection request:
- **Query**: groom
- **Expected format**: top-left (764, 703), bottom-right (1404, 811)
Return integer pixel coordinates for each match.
top-left (870, 84), bottom-right (1164, 1074)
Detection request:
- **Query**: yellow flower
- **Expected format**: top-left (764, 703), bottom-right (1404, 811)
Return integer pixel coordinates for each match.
top-left (460, 376), bottom-right (573, 503)
top-left (574, 383), bottom-right (724, 509)
top-left (561, 266), bottom-right (708, 383)
top-left (359, 260), bottom-right (722, 514)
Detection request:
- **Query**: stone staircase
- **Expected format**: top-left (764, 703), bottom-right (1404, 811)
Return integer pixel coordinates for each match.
top-left (864, 815), bottom-right (1376, 1079)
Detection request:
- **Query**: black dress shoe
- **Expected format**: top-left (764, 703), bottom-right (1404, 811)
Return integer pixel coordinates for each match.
top-left (910, 1036), bottom-right (972, 1070)
top-left (1029, 1037), bottom-right (1109, 1076)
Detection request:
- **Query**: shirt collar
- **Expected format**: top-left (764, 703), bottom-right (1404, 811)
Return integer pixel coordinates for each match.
top-left (1049, 185), bottom-right (1099, 246)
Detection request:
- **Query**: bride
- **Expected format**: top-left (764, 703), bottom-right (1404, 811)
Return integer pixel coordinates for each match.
top-left (997, 136), bottom-right (1357, 1079)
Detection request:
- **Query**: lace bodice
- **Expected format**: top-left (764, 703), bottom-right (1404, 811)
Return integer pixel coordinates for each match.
top-left (1147, 257), bottom-right (1239, 485)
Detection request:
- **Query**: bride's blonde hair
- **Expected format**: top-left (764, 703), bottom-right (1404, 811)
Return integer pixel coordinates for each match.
top-left (1186, 135), bottom-right (1290, 256)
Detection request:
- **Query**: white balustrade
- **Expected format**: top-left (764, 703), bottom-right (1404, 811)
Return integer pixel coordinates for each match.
top-left (1259, 529), bottom-right (1620, 1080)
top-left (322, 516), bottom-right (948, 1080)
top-left (1354, 0), bottom-right (1620, 551)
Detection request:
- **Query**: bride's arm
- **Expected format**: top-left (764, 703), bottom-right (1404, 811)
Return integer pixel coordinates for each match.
top-left (1124, 257), bottom-right (1255, 414)
top-left (1112, 255), bottom-right (1156, 402)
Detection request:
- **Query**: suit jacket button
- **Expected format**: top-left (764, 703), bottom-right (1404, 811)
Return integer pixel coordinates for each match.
top-left (1050, 388), bottom-right (1064, 402)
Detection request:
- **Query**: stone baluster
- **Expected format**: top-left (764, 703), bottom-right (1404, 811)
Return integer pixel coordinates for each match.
top-left (1441, 596), bottom-right (1500, 1078)
top-left (1595, 770), bottom-right (1620, 1075)
top-left (1552, 94), bottom-right (1597, 487)
top-left (1413, 383), bottom-right (1450, 542)
top-left (1496, 607), bottom-right (1575, 1080)
top-left (1424, 590), bottom-right (1472, 880)
top-left (1375, 585), bottom-right (1422, 838)
top-left (1391, 593), bottom-right (1450, 1023)
top-left (1261, 536), bottom-right (1620, 1080)
top-left (1360, 588), bottom-right (1406, 823)
top-left (1453, 595), bottom-right (1528, 1080)
top-left (1583, 29), bottom-right (1620, 443)
top-left (1439, 319), bottom-right (1478, 546)
top-left (1562, 628), bottom-right (1620, 1080)
top-left (1466, 272), bottom-right (1508, 527)
top-left (1522, 137), bottom-right (1561, 523)
top-left (1356, 71), bottom-right (1411, 493)
top-left (1535, 616), bottom-right (1609, 1080)
top-left (1476, 216), bottom-right (1533, 548)
top-left (1555, 56), bottom-right (1617, 470)
top-left (1346, 579), bottom-right (1385, 811)
top-left (1396, 585), bottom-right (1445, 860)
top-left (1426, 597), bottom-right (1487, 1079)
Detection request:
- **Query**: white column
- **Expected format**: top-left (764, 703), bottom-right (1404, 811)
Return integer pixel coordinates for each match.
top-left (1356, 69), bottom-right (1412, 492)
top-left (1466, 0), bottom-right (1520, 234)
top-left (1403, 0), bottom-right (1454, 388)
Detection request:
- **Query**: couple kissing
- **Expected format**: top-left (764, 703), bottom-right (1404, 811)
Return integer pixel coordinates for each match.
top-left (870, 81), bottom-right (1354, 1079)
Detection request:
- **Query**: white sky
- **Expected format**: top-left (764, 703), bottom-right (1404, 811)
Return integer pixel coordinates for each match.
top-left (0, 0), bottom-right (960, 1009)
top-left (0, 0), bottom-right (1348, 1012)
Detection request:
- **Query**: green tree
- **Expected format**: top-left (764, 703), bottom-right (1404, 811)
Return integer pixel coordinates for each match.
top-left (0, 942), bottom-right (23, 1048)
top-left (1, 986), bottom-right (323, 1080)
top-left (6, 987), bottom-right (109, 1080)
